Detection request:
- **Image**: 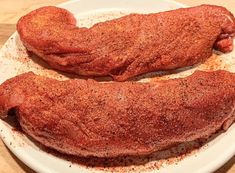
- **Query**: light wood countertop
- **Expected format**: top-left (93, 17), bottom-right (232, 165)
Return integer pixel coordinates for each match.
top-left (0, 0), bottom-right (234, 173)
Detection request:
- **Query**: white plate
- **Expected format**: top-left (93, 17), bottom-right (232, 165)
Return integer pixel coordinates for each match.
top-left (0, 0), bottom-right (235, 172)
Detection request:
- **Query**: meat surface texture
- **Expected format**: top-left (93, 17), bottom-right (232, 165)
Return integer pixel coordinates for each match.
top-left (0, 71), bottom-right (235, 157)
top-left (17, 5), bottom-right (235, 81)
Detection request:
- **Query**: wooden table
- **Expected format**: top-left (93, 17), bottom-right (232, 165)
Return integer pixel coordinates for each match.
top-left (0, 0), bottom-right (234, 172)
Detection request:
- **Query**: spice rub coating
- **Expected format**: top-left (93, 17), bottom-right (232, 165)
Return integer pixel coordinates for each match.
top-left (0, 70), bottom-right (235, 157)
top-left (17, 5), bottom-right (235, 81)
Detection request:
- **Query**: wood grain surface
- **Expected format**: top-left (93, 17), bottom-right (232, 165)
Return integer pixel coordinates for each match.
top-left (0, 0), bottom-right (234, 173)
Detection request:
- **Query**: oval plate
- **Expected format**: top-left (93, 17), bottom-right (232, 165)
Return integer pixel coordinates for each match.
top-left (0, 0), bottom-right (235, 172)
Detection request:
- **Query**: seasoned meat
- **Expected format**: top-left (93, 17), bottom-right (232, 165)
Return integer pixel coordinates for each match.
top-left (17, 5), bottom-right (235, 81)
top-left (0, 70), bottom-right (234, 157)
